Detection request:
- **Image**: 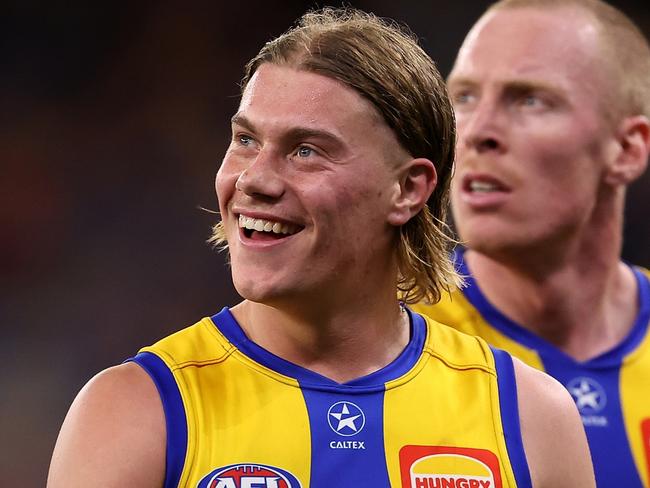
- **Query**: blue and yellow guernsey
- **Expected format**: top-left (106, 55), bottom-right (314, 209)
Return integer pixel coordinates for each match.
top-left (129, 307), bottom-right (531, 488)
top-left (413, 250), bottom-right (650, 488)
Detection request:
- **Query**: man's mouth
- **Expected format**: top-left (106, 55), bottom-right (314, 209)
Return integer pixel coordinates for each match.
top-left (238, 214), bottom-right (301, 240)
top-left (469, 180), bottom-right (500, 193)
top-left (464, 175), bottom-right (509, 194)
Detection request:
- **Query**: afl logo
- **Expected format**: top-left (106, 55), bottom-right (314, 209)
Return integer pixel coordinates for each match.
top-left (197, 463), bottom-right (302, 488)
top-left (327, 401), bottom-right (366, 436)
top-left (567, 377), bottom-right (606, 414)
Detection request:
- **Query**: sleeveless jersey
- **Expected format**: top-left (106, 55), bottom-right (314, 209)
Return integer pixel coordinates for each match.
top-left (413, 250), bottom-right (650, 488)
top-left (129, 307), bottom-right (531, 488)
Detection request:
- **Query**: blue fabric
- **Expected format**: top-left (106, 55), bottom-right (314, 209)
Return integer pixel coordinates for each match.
top-left (459, 249), bottom-right (649, 487)
top-left (301, 388), bottom-right (390, 487)
top-left (491, 347), bottom-right (532, 488)
top-left (211, 306), bottom-right (426, 389)
top-left (130, 352), bottom-right (187, 488)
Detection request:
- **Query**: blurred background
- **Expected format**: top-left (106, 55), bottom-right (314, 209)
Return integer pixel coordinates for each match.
top-left (2, 0), bottom-right (648, 485)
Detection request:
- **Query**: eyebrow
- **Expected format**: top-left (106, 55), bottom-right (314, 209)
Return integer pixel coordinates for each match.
top-left (448, 76), bottom-right (565, 97)
top-left (502, 80), bottom-right (566, 97)
top-left (230, 113), bottom-right (345, 147)
top-left (231, 113), bottom-right (254, 131)
top-left (446, 76), bottom-right (477, 89)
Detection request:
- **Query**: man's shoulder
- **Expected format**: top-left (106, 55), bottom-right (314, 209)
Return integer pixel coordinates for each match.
top-left (514, 358), bottom-right (595, 487)
top-left (412, 287), bottom-right (506, 346)
top-left (47, 362), bottom-right (166, 487)
top-left (138, 313), bottom-right (231, 368)
top-left (411, 287), bottom-right (477, 328)
top-left (412, 290), bottom-right (546, 371)
top-left (415, 309), bottom-right (495, 372)
top-left (637, 265), bottom-right (650, 280)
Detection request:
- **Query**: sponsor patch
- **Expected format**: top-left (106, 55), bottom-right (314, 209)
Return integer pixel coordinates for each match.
top-left (567, 377), bottom-right (607, 412)
top-left (642, 419), bottom-right (650, 485)
top-left (197, 463), bottom-right (302, 488)
top-left (566, 376), bottom-right (608, 427)
top-left (327, 401), bottom-right (366, 436)
top-left (399, 445), bottom-right (502, 488)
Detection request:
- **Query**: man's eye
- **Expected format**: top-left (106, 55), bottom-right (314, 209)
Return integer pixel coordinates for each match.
top-left (518, 93), bottom-right (550, 109)
top-left (522, 95), bottom-right (540, 106)
top-left (238, 134), bottom-right (253, 146)
top-left (453, 92), bottom-right (475, 105)
top-left (296, 146), bottom-right (314, 158)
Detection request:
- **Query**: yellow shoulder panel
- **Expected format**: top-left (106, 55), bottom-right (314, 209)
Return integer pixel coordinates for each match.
top-left (140, 317), bottom-right (233, 369)
top-left (413, 291), bottom-right (545, 371)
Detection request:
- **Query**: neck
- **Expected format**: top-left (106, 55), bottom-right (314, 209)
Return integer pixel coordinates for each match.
top-left (230, 287), bottom-right (409, 384)
top-left (466, 190), bottom-right (639, 361)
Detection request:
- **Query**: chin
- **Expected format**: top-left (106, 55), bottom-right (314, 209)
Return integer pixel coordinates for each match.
top-left (232, 278), bottom-right (271, 302)
top-left (458, 214), bottom-right (527, 248)
top-left (462, 226), bottom-right (499, 244)
top-left (468, 232), bottom-right (559, 266)
top-left (459, 227), bottom-right (497, 249)
top-left (232, 275), bottom-right (291, 305)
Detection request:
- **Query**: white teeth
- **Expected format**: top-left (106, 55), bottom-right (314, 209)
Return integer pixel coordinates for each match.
top-left (470, 181), bottom-right (498, 192)
top-left (238, 214), bottom-right (298, 235)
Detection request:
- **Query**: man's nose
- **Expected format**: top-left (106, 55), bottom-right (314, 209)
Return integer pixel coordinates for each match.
top-left (459, 98), bottom-right (507, 155)
top-left (235, 148), bottom-right (285, 200)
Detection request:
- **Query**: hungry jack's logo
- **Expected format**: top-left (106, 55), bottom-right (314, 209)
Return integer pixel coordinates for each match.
top-left (399, 445), bottom-right (502, 488)
top-left (642, 419), bottom-right (650, 485)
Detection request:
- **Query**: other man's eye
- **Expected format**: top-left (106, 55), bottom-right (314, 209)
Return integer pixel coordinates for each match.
top-left (296, 146), bottom-right (314, 158)
top-left (453, 91), bottom-right (475, 105)
top-left (516, 91), bottom-right (554, 110)
top-left (522, 95), bottom-right (541, 106)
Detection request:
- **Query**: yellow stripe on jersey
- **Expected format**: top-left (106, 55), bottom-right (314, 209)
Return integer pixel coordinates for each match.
top-left (383, 315), bottom-right (520, 487)
top-left (620, 317), bottom-right (650, 488)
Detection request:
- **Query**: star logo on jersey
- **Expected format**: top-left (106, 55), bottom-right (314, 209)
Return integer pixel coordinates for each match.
top-left (567, 377), bottom-right (607, 413)
top-left (327, 401), bottom-right (365, 436)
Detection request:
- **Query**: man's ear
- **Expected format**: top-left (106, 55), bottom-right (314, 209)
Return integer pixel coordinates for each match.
top-left (605, 115), bottom-right (650, 186)
top-left (387, 158), bottom-right (437, 226)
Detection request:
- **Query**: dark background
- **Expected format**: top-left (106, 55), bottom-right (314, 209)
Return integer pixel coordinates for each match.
top-left (2, 1), bottom-right (648, 485)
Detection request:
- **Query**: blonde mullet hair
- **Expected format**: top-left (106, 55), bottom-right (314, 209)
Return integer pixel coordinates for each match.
top-left (210, 8), bottom-right (462, 304)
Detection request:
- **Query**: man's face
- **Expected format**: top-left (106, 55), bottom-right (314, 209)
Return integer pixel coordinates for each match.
top-left (447, 7), bottom-right (618, 256)
top-left (216, 63), bottom-right (409, 305)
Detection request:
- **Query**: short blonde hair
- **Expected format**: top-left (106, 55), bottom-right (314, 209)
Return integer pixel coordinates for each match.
top-left (210, 8), bottom-right (461, 304)
top-left (489, 0), bottom-right (650, 121)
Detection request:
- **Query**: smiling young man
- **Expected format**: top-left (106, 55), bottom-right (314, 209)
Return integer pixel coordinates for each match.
top-left (48, 8), bottom-right (593, 488)
top-left (412, 1), bottom-right (650, 487)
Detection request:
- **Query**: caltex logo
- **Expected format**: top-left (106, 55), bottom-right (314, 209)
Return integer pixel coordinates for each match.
top-left (327, 401), bottom-right (366, 436)
top-left (567, 377), bottom-right (606, 413)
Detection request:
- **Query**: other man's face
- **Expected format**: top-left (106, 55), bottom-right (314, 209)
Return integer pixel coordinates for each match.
top-left (447, 7), bottom-right (617, 256)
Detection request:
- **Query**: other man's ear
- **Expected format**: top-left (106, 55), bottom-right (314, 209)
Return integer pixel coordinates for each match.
top-left (605, 115), bottom-right (650, 186)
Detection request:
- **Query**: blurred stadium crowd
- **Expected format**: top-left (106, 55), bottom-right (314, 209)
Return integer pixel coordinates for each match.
top-left (1, 1), bottom-right (648, 485)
